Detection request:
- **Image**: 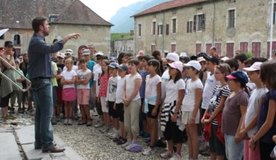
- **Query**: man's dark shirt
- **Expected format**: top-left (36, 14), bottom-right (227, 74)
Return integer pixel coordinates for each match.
top-left (28, 34), bottom-right (63, 79)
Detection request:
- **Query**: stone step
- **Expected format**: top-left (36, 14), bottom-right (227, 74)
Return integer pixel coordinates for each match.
top-left (0, 132), bottom-right (21, 160)
top-left (15, 125), bottom-right (84, 160)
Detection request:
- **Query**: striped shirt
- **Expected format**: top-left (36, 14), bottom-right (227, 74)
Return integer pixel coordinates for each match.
top-left (209, 84), bottom-right (231, 125)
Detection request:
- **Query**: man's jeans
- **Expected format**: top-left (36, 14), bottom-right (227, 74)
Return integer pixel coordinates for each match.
top-left (31, 78), bottom-right (53, 149)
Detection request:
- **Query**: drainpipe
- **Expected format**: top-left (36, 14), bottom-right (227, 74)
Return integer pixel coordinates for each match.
top-left (269, 0), bottom-right (275, 59)
top-left (162, 11), bottom-right (165, 53)
top-left (212, 0), bottom-right (216, 46)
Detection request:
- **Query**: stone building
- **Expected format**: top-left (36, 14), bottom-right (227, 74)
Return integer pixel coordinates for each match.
top-left (133, 0), bottom-right (276, 58)
top-left (0, 0), bottom-right (112, 56)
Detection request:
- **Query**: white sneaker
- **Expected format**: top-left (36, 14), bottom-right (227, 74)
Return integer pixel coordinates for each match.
top-left (169, 153), bottom-right (182, 160)
top-left (142, 146), bottom-right (154, 155)
top-left (160, 150), bottom-right (173, 159)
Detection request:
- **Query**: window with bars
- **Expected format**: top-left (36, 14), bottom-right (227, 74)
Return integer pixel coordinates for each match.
top-left (172, 18), bottom-right (176, 33)
top-left (228, 9), bottom-right (235, 28)
top-left (193, 14), bottom-right (205, 31)
top-left (187, 21), bottom-right (193, 33)
top-left (152, 21), bottom-right (156, 35)
top-left (166, 24), bottom-right (169, 35)
top-left (158, 24), bottom-right (163, 35)
top-left (138, 24), bottom-right (142, 36)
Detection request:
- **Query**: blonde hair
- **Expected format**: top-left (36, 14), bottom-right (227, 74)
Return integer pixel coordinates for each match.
top-left (65, 58), bottom-right (73, 64)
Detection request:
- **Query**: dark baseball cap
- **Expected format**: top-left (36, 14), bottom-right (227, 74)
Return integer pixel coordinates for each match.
top-left (4, 41), bottom-right (13, 48)
top-left (108, 62), bottom-right (119, 69)
top-left (117, 64), bottom-right (128, 72)
top-left (226, 71), bottom-right (248, 84)
top-left (204, 55), bottom-right (220, 65)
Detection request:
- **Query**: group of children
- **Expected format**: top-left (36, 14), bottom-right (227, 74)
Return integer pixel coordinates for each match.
top-left (2, 43), bottom-right (276, 160)
top-left (84, 50), bottom-right (276, 160)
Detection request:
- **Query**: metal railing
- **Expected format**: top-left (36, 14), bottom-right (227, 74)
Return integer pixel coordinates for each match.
top-left (0, 56), bottom-right (31, 92)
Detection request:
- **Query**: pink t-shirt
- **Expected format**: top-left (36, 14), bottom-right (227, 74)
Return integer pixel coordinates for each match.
top-left (99, 73), bottom-right (109, 97)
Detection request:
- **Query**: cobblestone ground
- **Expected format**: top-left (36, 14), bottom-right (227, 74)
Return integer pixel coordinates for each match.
top-left (0, 111), bottom-right (210, 160)
top-left (54, 116), bottom-right (210, 160)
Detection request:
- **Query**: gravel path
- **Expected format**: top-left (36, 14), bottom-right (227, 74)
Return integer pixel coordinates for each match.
top-left (54, 119), bottom-right (210, 160)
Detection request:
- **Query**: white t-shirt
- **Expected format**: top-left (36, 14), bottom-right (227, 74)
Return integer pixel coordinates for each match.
top-left (61, 69), bottom-right (77, 89)
top-left (76, 69), bottom-right (92, 89)
top-left (164, 79), bottom-right (185, 104)
top-left (244, 88), bottom-right (268, 137)
top-left (182, 78), bottom-right (203, 112)
top-left (125, 73), bottom-right (142, 101)
top-left (201, 72), bottom-right (217, 109)
top-left (145, 74), bottom-right (161, 105)
top-left (161, 69), bottom-right (170, 101)
top-left (63, 65), bottom-right (78, 73)
top-left (107, 76), bottom-right (119, 102)
top-left (116, 76), bottom-right (126, 104)
top-left (93, 63), bottom-right (102, 96)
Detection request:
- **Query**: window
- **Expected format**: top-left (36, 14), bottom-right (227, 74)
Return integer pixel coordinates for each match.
top-left (240, 42), bottom-right (248, 53)
top-left (152, 21), bottom-right (156, 35)
top-left (193, 14), bottom-right (205, 31)
top-left (151, 44), bottom-right (156, 53)
top-left (171, 44), bottom-right (176, 52)
top-left (138, 24), bottom-right (142, 36)
top-left (14, 34), bottom-right (21, 46)
top-left (166, 24), bottom-right (170, 35)
top-left (228, 9), bottom-right (235, 28)
top-left (252, 42), bottom-right (261, 57)
top-left (196, 43), bottom-right (202, 54)
top-left (187, 21), bottom-right (193, 33)
top-left (48, 14), bottom-right (58, 23)
top-left (206, 43), bottom-right (212, 53)
top-left (172, 18), bottom-right (176, 33)
top-left (267, 41), bottom-right (276, 58)
top-left (158, 24), bottom-right (163, 35)
top-left (226, 43), bottom-right (234, 58)
top-left (215, 43), bottom-right (222, 56)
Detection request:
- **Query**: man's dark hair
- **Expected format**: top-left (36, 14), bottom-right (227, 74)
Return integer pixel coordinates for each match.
top-left (224, 58), bottom-right (239, 71)
top-left (32, 17), bottom-right (47, 33)
top-left (234, 53), bottom-right (248, 63)
top-left (152, 50), bottom-right (161, 60)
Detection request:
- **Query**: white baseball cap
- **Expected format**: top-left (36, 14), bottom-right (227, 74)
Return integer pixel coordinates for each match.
top-left (243, 62), bottom-right (262, 72)
top-left (95, 51), bottom-right (104, 56)
top-left (197, 56), bottom-right (206, 63)
top-left (184, 60), bottom-right (202, 71)
top-left (166, 52), bottom-right (179, 62)
top-left (65, 49), bottom-right (73, 55)
top-left (168, 61), bottom-right (183, 72)
top-left (82, 49), bottom-right (90, 56)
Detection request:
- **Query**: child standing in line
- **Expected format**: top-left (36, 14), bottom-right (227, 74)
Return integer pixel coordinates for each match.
top-left (182, 60), bottom-right (203, 160)
top-left (201, 64), bottom-right (232, 160)
top-left (223, 71), bottom-right (249, 160)
top-left (122, 59), bottom-right (142, 152)
top-left (99, 60), bottom-right (110, 132)
top-left (238, 62), bottom-right (267, 160)
top-left (61, 58), bottom-right (77, 125)
top-left (76, 58), bottom-right (92, 126)
top-left (114, 64), bottom-right (128, 145)
top-left (249, 61), bottom-right (276, 160)
top-left (160, 61), bottom-right (185, 160)
top-left (142, 59), bottom-right (161, 156)
top-left (106, 62), bottom-right (119, 138)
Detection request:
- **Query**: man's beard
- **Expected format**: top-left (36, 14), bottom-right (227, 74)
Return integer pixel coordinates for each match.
top-left (43, 30), bottom-right (49, 36)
